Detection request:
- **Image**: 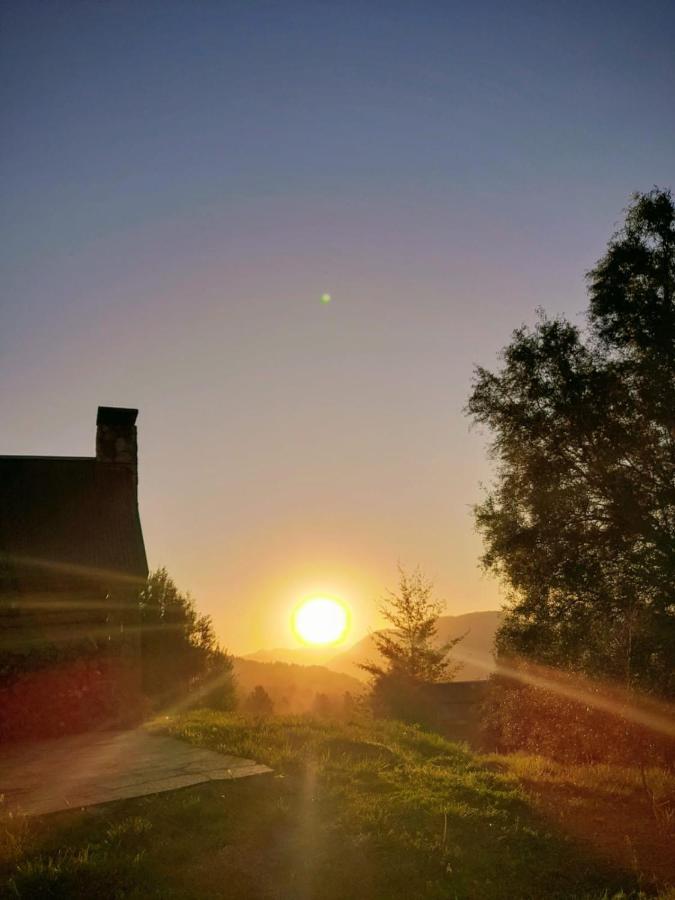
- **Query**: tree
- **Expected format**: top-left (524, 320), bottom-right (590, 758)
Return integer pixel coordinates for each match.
top-left (139, 568), bottom-right (235, 708)
top-left (341, 690), bottom-right (357, 720)
top-left (244, 684), bottom-right (274, 716)
top-left (361, 565), bottom-right (464, 721)
top-left (311, 691), bottom-right (336, 718)
top-left (467, 189), bottom-right (675, 697)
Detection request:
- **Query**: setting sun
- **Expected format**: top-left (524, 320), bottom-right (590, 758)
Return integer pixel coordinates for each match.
top-left (292, 597), bottom-right (349, 646)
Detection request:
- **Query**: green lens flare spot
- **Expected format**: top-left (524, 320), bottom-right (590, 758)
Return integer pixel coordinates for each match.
top-left (321, 293), bottom-right (332, 304)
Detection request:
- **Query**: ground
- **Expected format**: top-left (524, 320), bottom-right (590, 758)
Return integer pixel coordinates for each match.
top-left (1, 711), bottom-right (673, 899)
top-left (489, 755), bottom-right (675, 894)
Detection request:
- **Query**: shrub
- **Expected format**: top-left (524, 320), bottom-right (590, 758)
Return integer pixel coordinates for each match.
top-left (481, 665), bottom-right (675, 767)
top-left (140, 568), bottom-right (235, 711)
top-left (0, 656), bottom-right (147, 741)
top-left (362, 566), bottom-right (464, 722)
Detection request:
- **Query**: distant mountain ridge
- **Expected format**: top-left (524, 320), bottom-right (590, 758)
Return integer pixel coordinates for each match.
top-left (244, 610), bottom-right (502, 683)
top-left (232, 657), bottom-right (363, 715)
top-left (244, 646), bottom-right (338, 666)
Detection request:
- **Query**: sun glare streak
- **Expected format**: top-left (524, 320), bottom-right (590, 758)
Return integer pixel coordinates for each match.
top-left (0, 621), bottom-right (189, 647)
top-left (446, 646), bottom-right (675, 740)
top-left (3, 554), bottom-right (146, 586)
top-left (492, 659), bottom-right (675, 739)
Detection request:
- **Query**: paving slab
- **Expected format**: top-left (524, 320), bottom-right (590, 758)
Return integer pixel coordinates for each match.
top-left (0, 729), bottom-right (272, 816)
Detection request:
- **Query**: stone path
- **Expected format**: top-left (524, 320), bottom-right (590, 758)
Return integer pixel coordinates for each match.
top-left (0, 729), bottom-right (272, 816)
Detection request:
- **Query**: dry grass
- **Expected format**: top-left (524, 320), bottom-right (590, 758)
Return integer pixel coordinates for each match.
top-left (489, 753), bottom-right (675, 800)
top-left (485, 752), bottom-right (675, 892)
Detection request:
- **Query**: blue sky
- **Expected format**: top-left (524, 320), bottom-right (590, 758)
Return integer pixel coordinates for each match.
top-left (2, 0), bottom-right (673, 651)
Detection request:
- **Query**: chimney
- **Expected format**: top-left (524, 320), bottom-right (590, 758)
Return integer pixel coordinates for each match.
top-left (96, 406), bottom-right (138, 469)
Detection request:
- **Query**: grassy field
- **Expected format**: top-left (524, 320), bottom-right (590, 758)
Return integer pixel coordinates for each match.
top-left (1, 711), bottom-right (673, 899)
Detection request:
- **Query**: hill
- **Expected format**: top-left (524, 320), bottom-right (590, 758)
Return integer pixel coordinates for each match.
top-left (243, 645), bottom-right (337, 666)
top-left (243, 610), bottom-right (502, 683)
top-left (326, 610), bottom-right (502, 682)
top-left (232, 657), bottom-right (363, 714)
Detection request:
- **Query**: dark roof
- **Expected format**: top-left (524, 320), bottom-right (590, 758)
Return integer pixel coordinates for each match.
top-left (0, 456), bottom-right (148, 594)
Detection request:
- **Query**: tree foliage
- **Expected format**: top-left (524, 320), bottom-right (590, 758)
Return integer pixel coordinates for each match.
top-left (139, 568), bottom-right (235, 709)
top-left (467, 189), bottom-right (675, 697)
top-left (362, 566), bottom-right (464, 720)
top-left (244, 684), bottom-right (275, 716)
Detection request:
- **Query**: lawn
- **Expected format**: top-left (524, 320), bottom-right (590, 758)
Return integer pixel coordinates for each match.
top-left (1, 711), bottom-right (673, 899)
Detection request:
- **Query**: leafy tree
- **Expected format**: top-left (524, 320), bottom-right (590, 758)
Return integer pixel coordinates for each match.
top-left (467, 189), bottom-right (675, 697)
top-left (361, 565), bottom-right (464, 720)
top-left (139, 568), bottom-right (235, 708)
top-left (244, 684), bottom-right (275, 716)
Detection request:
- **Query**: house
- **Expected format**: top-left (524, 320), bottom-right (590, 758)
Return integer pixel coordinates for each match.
top-left (0, 407), bottom-right (148, 737)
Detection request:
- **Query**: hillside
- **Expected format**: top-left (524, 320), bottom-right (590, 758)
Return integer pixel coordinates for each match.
top-left (244, 645), bottom-right (337, 666)
top-left (328, 610), bottom-right (502, 682)
top-left (232, 657), bottom-right (363, 714)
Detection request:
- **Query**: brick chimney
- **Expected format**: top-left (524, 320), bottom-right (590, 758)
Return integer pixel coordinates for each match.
top-left (96, 407), bottom-right (138, 469)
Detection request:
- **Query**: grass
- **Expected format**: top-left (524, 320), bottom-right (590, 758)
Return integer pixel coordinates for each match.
top-left (485, 752), bottom-right (675, 894)
top-left (489, 754), bottom-right (675, 797)
top-left (1, 710), bottom-right (673, 899)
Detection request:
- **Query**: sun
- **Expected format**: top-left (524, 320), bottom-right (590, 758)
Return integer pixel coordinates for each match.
top-left (292, 597), bottom-right (349, 646)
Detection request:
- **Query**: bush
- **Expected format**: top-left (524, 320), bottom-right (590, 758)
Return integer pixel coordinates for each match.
top-left (0, 568), bottom-right (236, 739)
top-left (140, 568), bottom-right (235, 711)
top-left (363, 566), bottom-right (465, 722)
top-left (0, 656), bottom-right (147, 741)
top-left (369, 670), bottom-right (439, 726)
top-left (481, 666), bottom-right (675, 767)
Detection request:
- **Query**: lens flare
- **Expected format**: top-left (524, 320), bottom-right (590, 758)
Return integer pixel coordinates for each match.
top-left (293, 597), bottom-right (348, 645)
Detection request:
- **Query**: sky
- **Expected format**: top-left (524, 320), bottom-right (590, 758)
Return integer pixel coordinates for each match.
top-left (1, 1), bottom-right (674, 654)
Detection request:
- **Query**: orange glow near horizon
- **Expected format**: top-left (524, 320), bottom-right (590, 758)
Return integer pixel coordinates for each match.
top-left (292, 596), bottom-right (350, 646)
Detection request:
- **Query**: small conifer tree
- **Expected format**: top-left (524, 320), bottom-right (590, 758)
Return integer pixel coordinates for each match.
top-left (361, 565), bottom-right (464, 721)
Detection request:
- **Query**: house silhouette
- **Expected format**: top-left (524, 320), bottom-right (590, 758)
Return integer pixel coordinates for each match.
top-left (0, 407), bottom-right (148, 738)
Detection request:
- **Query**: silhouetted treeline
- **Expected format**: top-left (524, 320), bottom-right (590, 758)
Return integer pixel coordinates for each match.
top-left (232, 656), bottom-right (363, 715)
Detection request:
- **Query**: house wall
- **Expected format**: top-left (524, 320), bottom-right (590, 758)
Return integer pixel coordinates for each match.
top-left (0, 406), bottom-right (148, 739)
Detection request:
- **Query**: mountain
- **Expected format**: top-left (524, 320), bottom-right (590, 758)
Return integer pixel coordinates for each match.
top-left (232, 657), bottom-right (363, 715)
top-left (243, 610), bottom-right (502, 685)
top-left (244, 646), bottom-right (338, 666)
top-left (326, 610), bottom-right (502, 682)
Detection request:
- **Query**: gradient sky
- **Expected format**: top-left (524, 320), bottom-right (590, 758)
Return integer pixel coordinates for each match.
top-left (2, 1), bottom-right (674, 654)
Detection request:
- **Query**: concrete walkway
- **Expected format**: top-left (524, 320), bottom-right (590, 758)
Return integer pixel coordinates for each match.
top-left (0, 729), bottom-right (272, 816)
